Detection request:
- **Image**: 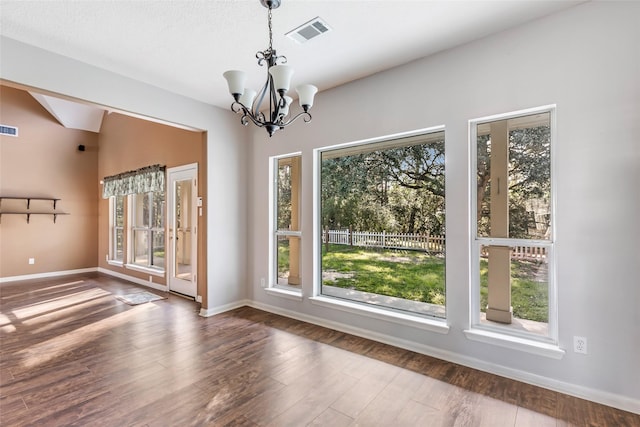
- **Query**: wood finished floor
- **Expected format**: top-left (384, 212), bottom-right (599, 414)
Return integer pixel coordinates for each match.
top-left (1, 274), bottom-right (638, 426)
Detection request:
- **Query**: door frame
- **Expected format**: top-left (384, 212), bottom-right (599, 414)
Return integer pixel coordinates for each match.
top-left (166, 163), bottom-right (198, 298)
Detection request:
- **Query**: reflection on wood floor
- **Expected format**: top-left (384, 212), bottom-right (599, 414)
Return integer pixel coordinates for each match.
top-left (1, 273), bottom-right (637, 426)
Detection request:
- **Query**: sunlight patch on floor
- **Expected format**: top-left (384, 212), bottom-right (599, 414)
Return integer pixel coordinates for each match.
top-left (0, 312), bottom-right (16, 333)
top-left (17, 302), bottom-right (156, 369)
top-left (11, 287), bottom-right (111, 320)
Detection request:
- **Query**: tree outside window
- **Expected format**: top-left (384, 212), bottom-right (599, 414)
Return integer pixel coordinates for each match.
top-left (320, 130), bottom-right (446, 318)
top-left (132, 192), bottom-right (165, 270)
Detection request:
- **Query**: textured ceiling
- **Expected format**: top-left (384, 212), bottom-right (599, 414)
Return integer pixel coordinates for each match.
top-left (1, 1), bottom-right (584, 109)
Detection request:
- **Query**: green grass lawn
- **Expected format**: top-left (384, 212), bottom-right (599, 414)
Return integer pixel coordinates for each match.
top-left (320, 244), bottom-right (548, 322)
top-left (479, 258), bottom-right (548, 322)
top-left (321, 244), bottom-right (446, 305)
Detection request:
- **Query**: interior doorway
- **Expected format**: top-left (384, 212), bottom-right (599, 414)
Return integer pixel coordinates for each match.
top-left (167, 163), bottom-right (198, 298)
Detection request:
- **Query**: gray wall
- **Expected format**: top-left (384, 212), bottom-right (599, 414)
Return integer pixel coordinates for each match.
top-left (246, 1), bottom-right (640, 412)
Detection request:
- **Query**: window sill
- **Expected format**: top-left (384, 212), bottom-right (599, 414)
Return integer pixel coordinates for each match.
top-left (463, 328), bottom-right (565, 359)
top-left (125, 264), bottom-right (165, 277)
top-left (264, 287), bottom-right (303, 302)
top-left (106, 260), bottom-right (123, 267)
top-left (309, 296), bottom-right (449, 334)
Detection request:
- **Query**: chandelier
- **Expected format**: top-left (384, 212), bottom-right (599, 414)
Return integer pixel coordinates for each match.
top-left (223, 0), bottom-right (318, 137)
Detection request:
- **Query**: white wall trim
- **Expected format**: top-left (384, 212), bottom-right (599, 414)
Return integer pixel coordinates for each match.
top-left (199, 299), bottom-right (250, 317)
top-left (98, 267), bottom-right (167, 292)
top-left (464, 328), bottom-right (565, 360)
top-left (309, 295), bottom-right (449, 334)
top-left (124, 263), bottom-right (165, 277)
top-left (264, 287), bottom-right (303, 301)
top-left (246, 299), bottom-right (640, 415)
top-left (0, 267), bottom-right (98, 284)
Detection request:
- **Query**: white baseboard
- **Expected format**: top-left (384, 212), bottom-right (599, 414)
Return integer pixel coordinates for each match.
top-left (246, 299), bottom-right (640, 415)
top-left (0, 267), bottom-right (98, 284)
top-left (199, 299), bottom-right (251, 317)
top-left (97, 267), bottom-right (167, 292)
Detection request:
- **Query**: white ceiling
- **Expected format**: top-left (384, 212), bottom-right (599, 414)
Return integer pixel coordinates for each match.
top-left (1, 0), bottom-right (584, 110)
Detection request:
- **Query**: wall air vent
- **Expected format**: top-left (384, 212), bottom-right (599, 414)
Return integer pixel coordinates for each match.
top-left (286, 17), bottom-right (331, 44)
top-left (0, 125), bottom-right (18, 137)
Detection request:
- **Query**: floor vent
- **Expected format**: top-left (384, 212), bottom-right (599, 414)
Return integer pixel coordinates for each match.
top-left (0, 124), bottom-right (18, 137)
top-left (286, 17), bottom-right (331, 44)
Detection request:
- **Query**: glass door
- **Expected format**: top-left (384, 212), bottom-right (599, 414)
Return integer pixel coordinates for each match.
top-left (167, 164), bottom-right (198, 298)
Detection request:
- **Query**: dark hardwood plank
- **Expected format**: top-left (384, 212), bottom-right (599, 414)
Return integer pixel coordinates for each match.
top-left (1, 273), bottom-right (638, 426)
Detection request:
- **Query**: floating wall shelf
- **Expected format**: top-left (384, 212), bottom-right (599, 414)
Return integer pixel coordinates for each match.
top-left (0, 196), bottom-right (68, 224)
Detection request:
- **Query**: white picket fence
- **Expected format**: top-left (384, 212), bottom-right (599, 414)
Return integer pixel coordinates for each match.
top-left (323, 229), bottom-right (547, 260)
top-left (323, 229), bottom-right (445, 253)
top-left (480, 245), bottom-right (547, 261)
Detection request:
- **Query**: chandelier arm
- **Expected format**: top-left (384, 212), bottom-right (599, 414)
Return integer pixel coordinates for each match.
top-left (231, 101), bottom-right (268, 128)
top-left (230, 101), bottom-right (247, 114)
top-left (241, 110), bottom-right (268, 128)
top-left (279, 110), bottom-right (312, 127)
top-left (252, 78), bottom-right (270, 117)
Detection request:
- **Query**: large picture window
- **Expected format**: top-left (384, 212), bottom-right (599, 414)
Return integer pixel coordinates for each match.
top-left (319, 130), bottom-right (446, 319)
top-left (470, 107), bottom-right (556, 343)
top-left (131, 192), bottom-right (166, 270)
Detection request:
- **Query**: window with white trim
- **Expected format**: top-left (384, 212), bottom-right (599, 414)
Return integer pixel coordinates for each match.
top-left (470, 107), bottom-right (556, 343)
top-left (272, 154), bottom-right (302, 290)
top-left (130, 192), bottom-right (166, 271)
top-left (318, 130), bottom-right (446, 319)
top-left (109, 195), bottom-right (125, 263)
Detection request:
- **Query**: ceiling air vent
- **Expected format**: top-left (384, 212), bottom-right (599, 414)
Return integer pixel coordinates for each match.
top-left (286, 17), bottom-right (331, 44)
top-left (0, 124), bottom-right (18, 137)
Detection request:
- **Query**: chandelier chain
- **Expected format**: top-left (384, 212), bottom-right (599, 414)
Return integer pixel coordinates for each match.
top-left (268, 7), bottom-right (273, 55)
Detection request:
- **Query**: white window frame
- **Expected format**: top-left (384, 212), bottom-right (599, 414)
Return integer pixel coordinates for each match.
top-left (465, 105), bottom-right (563, 358)
top-left (107, 195), bottom-right (124, 266)
top-left (267, 152), bottom-right (303, 301)
top-left (310, 126), bottom-right (450, 334)
top-left (127, 191), bottom-right (165, 275)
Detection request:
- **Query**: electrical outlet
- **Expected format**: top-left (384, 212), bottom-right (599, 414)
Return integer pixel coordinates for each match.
top-left (574, 336), bottom-right (588, 354)
top-left (28, 258), bottom-right (35, 265)
top-left (196, 295), bottom-right (202, 303)
top-left (260, 277), bottom-right (266, 288)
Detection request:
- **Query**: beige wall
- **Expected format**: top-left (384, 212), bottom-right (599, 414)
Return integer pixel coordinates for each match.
top-left (1, 85), bottom-right (207, 302)
top-left (97, 112), bottom-right (207, 298)
top-left (0, 85), bottom-right (99, 277)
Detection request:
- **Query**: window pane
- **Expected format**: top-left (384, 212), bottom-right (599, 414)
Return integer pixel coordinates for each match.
top-left (479, 244), bottom-right (549, 336)
top-left (277, 157), bottom-right (297, 231)
top-left (133, 230), bottom-right (149, 264)
top-left (133, 194), bottom-right (147, 227)
top-left (115, 196), bottom-right (124, 227)
top-left (152, 192), bottom-right (165, 229)
top-left (152, 231), bottom-right (165, 269)
top-left (115, 228), bottom-right (124, 261)
top-left (320, 131), bottom-right (446, 318)
top-left (476, 112), bottom-right (551, 239)
top-left (277, 235), bottom-right (301, 286)
top-left (272, 155), bottom-right (301, 289)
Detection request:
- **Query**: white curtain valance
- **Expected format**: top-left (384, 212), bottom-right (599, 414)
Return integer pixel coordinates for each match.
top-left (102, 164), bottom-right (166, 199)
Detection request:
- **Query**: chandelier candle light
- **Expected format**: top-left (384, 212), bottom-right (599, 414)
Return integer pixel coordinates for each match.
top-left (223, 0), bottom-right (318, 137)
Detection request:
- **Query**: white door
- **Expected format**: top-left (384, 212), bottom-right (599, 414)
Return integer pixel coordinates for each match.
top-left (167, 164), bottom-right (198, 298)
